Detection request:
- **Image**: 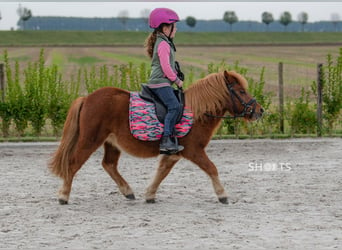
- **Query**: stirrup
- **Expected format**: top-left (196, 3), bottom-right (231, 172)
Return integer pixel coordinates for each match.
top-left (159, 135), bottom-right (184, 154)
top-left (160, 145), bottom-right (184, 155)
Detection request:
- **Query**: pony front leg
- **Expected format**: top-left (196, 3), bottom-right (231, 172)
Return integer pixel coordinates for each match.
top-left (145, 154), bottom-right (181, 203)
top-left (210, 175), bottom-right (228, 204)
top-left (185, 150), bottom-right (228, 204)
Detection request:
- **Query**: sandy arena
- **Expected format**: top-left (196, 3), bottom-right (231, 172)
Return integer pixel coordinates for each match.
top-left (0, 138), bottom-right (341, 249)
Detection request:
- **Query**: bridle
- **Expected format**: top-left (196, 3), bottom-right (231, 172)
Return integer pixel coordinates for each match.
top-left (205, 79), bottom-right (257, 119)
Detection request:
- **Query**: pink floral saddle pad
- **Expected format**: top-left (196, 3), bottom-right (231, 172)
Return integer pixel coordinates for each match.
top-left (129, 92), bottom-right (193, 141)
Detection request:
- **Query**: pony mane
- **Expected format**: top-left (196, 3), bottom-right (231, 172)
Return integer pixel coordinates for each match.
top-left (185, 71), bottom-right (248, 121)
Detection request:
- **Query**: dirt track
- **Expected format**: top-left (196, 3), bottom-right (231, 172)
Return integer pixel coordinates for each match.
top-left (0, 138), bottom-right (341, 249)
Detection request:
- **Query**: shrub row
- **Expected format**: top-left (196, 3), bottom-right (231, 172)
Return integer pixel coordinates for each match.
top-left (0, 48), bottom-right (341, 139)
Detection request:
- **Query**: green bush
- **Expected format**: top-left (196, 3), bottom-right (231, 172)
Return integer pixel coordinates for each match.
top-left (46, 64), bottom-right (79, 136)
top-left (288, 88), bottom-right (317, 134)
top-left (322, 49), bottom-right (342, 133)
top-left (24, 49), bottom-right (47, 136)
top-left (0, 100), bottom-right (11, 137)
top-left (0, 48), bottom-right (341, 139)
top-left (4, 52), bottom-right (29, 136)
top-left (311, 48), bottom-right (342, 134)
top-left (0, 49), bottom-right (80, 137)
top-left (83, 62), bottom-right (149, 94)
top-left (245, 66), bottom-right (276, 136)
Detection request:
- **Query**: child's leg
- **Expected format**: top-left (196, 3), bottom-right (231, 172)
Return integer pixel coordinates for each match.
top-left (151, 86), bottom-right (181, 136)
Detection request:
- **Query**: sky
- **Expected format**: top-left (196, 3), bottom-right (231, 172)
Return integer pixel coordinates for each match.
top-left (0, 1), bottom-right (341, 30)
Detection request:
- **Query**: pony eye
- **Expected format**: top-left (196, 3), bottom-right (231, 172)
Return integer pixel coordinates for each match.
top-left (240, 90), bottom-right (246, 94)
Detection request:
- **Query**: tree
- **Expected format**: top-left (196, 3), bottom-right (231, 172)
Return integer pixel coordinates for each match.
top-left (17, 4), bottom-right (32, 30)
top-left (298, 12), bottom-right (308, 32)
top-left (261, 12), bottom-right (274, 31)
top-left (223, 11), bottom-right (238, 32)
top-left (331, 13), bottom-right (340, 32)
top-left (140, 9), bottom-right (150, 27)
top-left (279, 11), bottom-right (292, 31)
top-left (186, 16), bottom-right (197, 29)
top-left (118, 10), bottom-right (129, 29)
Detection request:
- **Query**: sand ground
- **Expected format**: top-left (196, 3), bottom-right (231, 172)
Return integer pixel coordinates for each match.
top-left (0, 138), bottom-right (341, 249)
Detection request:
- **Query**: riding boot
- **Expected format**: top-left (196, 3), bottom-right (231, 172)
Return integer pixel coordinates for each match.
top-left (159, 136), bottom-right (184, 154)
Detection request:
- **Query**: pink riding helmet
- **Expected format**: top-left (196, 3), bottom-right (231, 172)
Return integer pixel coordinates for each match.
top-left (149, 8), bottom-right (180, 29)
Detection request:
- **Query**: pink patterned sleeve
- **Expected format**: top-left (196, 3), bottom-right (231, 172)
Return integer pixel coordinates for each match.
top-left (157, 41), bottom-right (181, 85)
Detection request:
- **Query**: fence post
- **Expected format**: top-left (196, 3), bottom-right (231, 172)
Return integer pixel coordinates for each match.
top-left (317, 63), bottom-right (323, 137)
top-left (278, 62), bottom-right (284, 134)
top-left (0, 63), bottom-right (5, 102)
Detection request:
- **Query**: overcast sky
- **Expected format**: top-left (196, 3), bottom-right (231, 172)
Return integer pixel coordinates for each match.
top-left (0, 1), bottom-right (341, 30)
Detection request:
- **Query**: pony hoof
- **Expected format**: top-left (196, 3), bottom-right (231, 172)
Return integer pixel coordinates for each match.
top-left (125, 194), bottom-right (136, 200)
top-left (146, 199), bottom-right (156, 204)
top-left (58, 199), bottom-right (68, 205)
top-left (219, 197), bottom-right (228, 204)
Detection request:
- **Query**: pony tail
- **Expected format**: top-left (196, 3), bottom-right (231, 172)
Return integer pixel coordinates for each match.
top-left (49, 97), bottom-right (84, 180)
top-left (144, 30), bottom-right (158, 58)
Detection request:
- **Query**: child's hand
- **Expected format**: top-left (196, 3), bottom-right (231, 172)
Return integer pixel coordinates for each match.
top-left (177, 80), bottom-right (183, 88)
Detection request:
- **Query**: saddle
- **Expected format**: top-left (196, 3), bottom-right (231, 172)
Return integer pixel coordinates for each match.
top-left (139, 84), bottom-right (185, 124)
top-left (129, 91), bottom-right (193, 141)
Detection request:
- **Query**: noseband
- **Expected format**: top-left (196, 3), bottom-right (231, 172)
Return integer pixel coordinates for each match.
top-left (205, 79), bottom-right (257, 119)
top-left (227, 81), bottom-right (257, 118)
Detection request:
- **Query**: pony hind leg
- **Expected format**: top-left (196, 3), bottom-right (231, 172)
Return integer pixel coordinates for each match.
top-left (58, 146), bottom-right (99, 204)
top-left (102, 142), bottom-right (135, 200)
top-left (145, 154), bottom-right (181, 203)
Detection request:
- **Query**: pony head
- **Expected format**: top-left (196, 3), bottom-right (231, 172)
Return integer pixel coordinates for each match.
top-left (185, 71), bottom-right (264, 121)
top-left (223, 71), bottom-right (264, 121)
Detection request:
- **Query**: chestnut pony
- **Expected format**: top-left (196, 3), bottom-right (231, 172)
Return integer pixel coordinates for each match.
top-left (49, 71), bottom-right (263, 204)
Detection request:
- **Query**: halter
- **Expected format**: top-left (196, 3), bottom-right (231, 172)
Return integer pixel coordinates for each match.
top-left (205, 78), bottom-right (257, 119)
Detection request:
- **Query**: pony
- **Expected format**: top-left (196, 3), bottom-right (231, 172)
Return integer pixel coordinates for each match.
top-left (49, 71), bottom-right (264, 205)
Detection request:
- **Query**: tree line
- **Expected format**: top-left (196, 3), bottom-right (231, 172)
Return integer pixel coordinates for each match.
top-left (221, 10), bottom-right (341, 32)
top-left (0, 5), bottom-right (341, 32)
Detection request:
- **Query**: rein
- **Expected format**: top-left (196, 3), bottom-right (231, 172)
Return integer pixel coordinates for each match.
top-left (205, 80), bottom-right (257, 119)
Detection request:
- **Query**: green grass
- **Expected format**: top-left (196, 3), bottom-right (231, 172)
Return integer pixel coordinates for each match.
top-left (0, 31), bottom-right (342, 46)
top-left (50, 51), bottom-right (66, 72)
top-left (97, 50), bottom-right (149, 65)
top-left (10, 55), bottom-right (30, 62)
top-left (51, 51), bottom-right (64, 65)
top-left (68, 56), bottom-right (104, 65)
top-left (177, 32), bottom-right (342, 45)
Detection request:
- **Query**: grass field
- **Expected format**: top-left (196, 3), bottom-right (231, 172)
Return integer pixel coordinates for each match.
top-left (2, 44), bottom-right (341, 100)
top-left (1, 31), bottom-right (342, 46)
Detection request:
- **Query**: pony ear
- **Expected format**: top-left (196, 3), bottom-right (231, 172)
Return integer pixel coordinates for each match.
top-left (223, 70), bottom-right (234, 83)
top-left (225, 70), bottom-right (249, 90)
top-left (223, 70), bottom-right (230, 80)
